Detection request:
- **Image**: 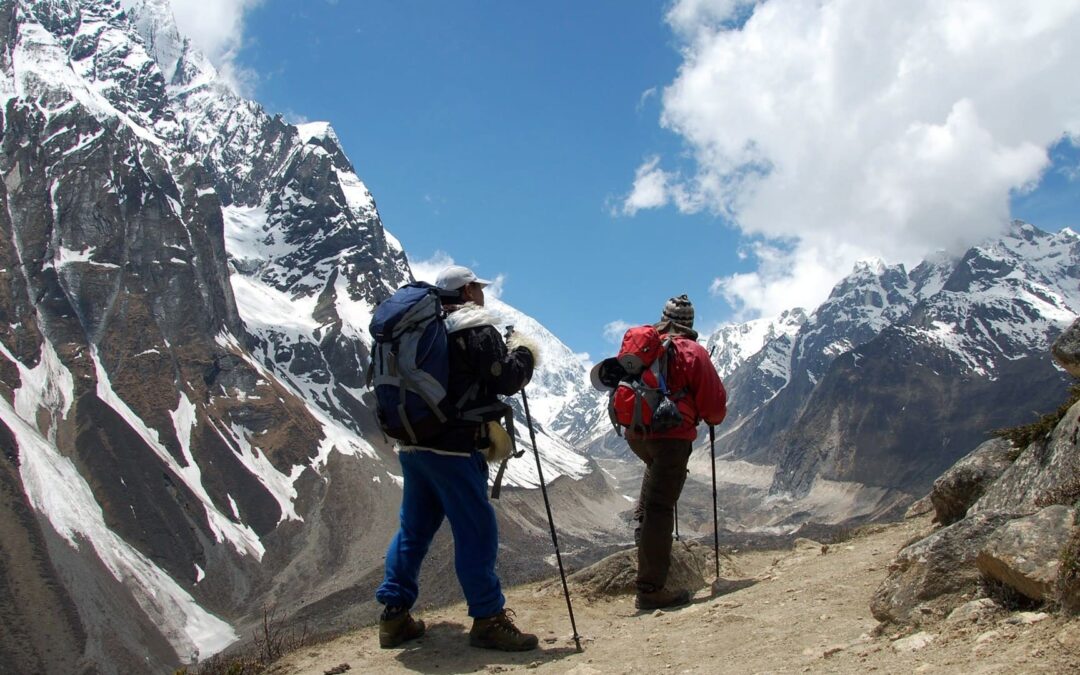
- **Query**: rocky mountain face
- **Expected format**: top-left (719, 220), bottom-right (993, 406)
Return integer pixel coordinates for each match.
top-left (772, 225), bottom-right (1077, 495)
top-left (681, 224), bottom-right (1079, 529)
top-left (0, 2), bottom-right (620, 672)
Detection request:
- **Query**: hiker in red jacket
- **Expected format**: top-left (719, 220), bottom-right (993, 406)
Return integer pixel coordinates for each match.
top-left (629, 295), bottom-right (727, 610)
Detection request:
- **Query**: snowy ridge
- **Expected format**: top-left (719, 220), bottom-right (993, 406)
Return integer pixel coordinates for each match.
top-left (711, 224), bottom-right (1078, 406)
top-left (908, 224), bottom-right (1080, 376)
top-left (706, 309), bottom-right (807, 378)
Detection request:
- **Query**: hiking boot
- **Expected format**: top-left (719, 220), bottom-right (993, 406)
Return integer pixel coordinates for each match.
top-left (635, 587), bottom-right (691, 611)
top-left (379, 605), bottom-right (425, 648)
top-left (469, 608), bottom-right (538, 651)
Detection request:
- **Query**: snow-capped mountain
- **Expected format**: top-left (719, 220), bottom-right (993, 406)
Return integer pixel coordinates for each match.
top-left (0, 2), bottom-right (624, 672)
top-left (697, 223), bottom-right (1079, 525)
top-left (706, 309), bottom-right (808, 379)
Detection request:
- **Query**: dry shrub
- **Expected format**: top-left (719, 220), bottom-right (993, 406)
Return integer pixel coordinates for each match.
top-left (173, 607), bottom-right (311, 675)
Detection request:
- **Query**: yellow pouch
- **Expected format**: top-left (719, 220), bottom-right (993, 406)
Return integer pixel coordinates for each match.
top-left (483, 420), bottom-right (513, 463)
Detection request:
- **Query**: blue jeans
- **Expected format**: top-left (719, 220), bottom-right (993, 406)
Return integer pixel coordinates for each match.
top-left (375, 450), bottom-right (505, 618)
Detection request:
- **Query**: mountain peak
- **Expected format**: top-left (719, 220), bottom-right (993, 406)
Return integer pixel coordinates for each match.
top-left (296, 121), bottom-right (340, 145)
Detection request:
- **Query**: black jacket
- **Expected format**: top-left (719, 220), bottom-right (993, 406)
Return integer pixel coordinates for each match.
top-left (423, 306), bottom-right (534, 453)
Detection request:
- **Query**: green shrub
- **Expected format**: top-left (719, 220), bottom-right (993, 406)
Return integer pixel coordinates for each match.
top-left (992, 385), bottom-right (1080, 449)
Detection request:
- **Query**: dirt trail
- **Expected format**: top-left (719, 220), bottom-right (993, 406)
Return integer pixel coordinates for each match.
top-left (267, 516), bottom-right (1080, 674)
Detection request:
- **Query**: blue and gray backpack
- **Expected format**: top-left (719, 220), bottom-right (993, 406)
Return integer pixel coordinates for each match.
top-left (368, 282), bottom-right (455, 444)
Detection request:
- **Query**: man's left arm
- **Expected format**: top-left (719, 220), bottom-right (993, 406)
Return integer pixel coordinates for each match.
top-left (690, 343), bottom-right (727, 426)
top-left (473, 327), bottom-right (538, 396)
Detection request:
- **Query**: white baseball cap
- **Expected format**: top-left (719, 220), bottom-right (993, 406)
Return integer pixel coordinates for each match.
top-left (435, 265), bottom-right (492, 291)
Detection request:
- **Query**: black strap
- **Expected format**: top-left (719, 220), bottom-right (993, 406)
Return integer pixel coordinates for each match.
top-left (489, 407), bottom-right (521, 499)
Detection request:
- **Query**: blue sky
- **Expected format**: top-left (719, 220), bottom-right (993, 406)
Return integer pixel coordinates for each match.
top-left (171, 0), bottom-right (1080, 364)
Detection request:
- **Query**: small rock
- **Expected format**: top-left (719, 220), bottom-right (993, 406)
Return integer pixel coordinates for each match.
top-left (323, 665), bottom-right (351, 675)
top-left (712, 577), bottom-right (758, 596)
top-left (946, 598), bottom-right (1000, 624)
top-left (823, 645), bottom-right (844, 657)
top-left (892, 631), bottom-right (936, 652)
top-left (975, 629), bottom-right (1001, 645)
top-left (564, 667), bottom-right (603, 675)
top-left (906, 495), bottom-right (935, 519)
top-left (526, 661), bottom-right (542, 669)
top-left (1005, 612), bottom-right (1050, 625)
top-left (654, 609), bottom-right (664, 617)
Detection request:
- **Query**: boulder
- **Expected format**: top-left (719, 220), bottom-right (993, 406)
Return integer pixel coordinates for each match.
top-left (971, 399), bottom-right (1080, 514)
top-left (1051, 317), bottom-right (1080, 379)
top-left (559, 540), bottom-right (737, 598)
top-left (871, 512), bottom-right (1016, 624)
top-left (976, 505), bottom-right (1076, 601)
top-left (930, 438), bottom-right (1017, 525)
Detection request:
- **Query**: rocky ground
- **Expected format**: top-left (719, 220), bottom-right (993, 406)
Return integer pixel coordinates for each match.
top-left (264, 514), bottom-right (1080, 674)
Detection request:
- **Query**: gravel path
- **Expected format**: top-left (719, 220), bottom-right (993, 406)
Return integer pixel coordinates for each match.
top-left (267, 516), bottom-right (1080, 674)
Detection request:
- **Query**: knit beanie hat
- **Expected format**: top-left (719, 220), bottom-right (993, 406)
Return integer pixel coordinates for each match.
top-left (661, 294), bottom-right (694, 328)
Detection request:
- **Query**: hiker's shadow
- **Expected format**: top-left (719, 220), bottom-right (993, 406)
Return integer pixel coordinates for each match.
top-left (394, 621), bottom-right (580, 673)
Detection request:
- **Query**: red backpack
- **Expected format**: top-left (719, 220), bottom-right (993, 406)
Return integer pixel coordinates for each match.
top-left (607, 326), bottom-right (684, 435)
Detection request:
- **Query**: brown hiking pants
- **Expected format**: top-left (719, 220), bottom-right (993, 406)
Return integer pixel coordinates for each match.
top-left (628, 437), bottom-right (692, 593)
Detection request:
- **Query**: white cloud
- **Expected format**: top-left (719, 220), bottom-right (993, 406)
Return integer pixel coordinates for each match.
top-left (603, 320), bottom-right (632, 345)
top-left (637, 87), bottom-right (659, 113)
top-left (165, 0), bottom-right (265, 94)
top-left (407, 251), bottom-right (504, 300)
top-left (623, 157), bottom-right (672, 214)
top-left (407, 250), bottom-right (454, 285)
top-left (628, 0), bottom-right (1080, 317)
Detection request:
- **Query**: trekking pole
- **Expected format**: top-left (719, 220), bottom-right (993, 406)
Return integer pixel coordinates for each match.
top-left (709, 424), bottom-right (720, 580)
top-left (706, 344), bottom-right (721, 580)
top-left (509, 327), bottom-right (582, 652)
top-left (674, 503), bottom-right (680, 541)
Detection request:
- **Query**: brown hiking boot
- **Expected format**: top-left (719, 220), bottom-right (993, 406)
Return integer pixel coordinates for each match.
top-left (379, 606), bottom-right (425, 648)
top-left (469, 608), bottom-right (538, 651)
top-left (635, 587), bottom-right (691, 610)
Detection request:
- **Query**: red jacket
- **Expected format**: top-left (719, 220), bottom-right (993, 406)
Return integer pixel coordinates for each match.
top-left (627, 334), bottom-right (727, 441)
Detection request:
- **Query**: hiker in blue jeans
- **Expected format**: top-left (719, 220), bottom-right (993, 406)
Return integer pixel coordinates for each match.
top-left (375, 265), bottom-right (540, 651)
